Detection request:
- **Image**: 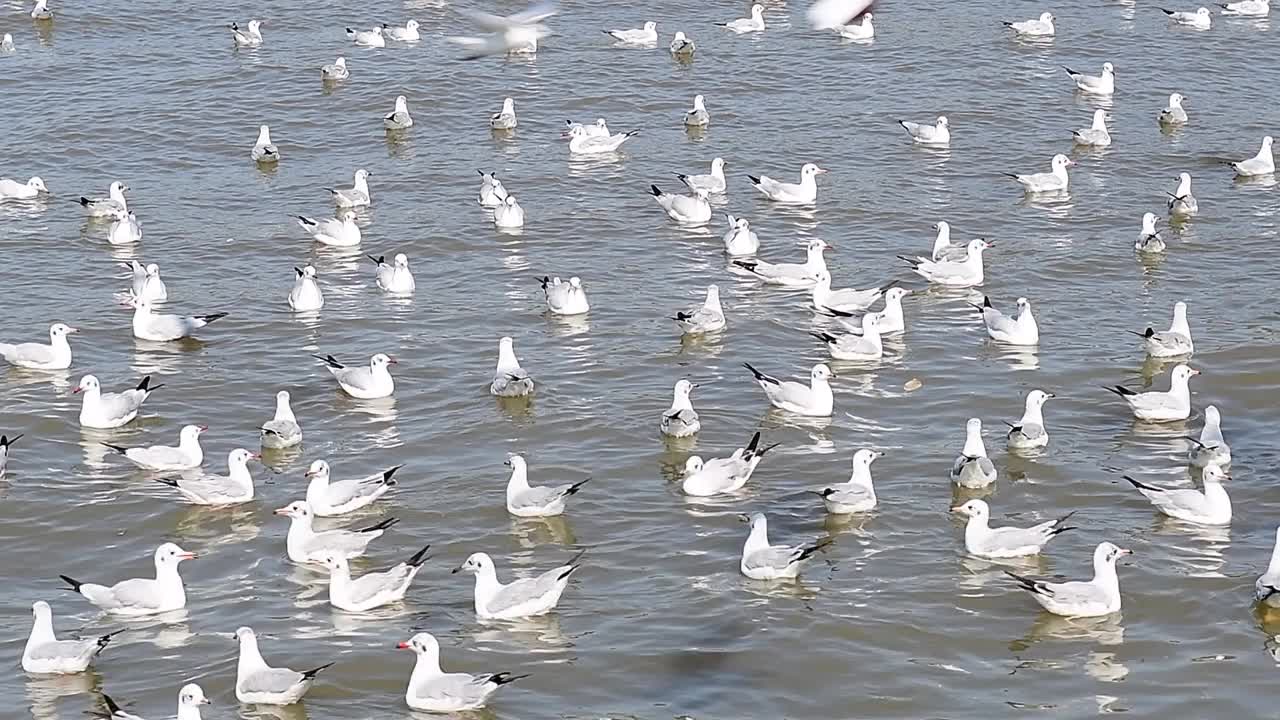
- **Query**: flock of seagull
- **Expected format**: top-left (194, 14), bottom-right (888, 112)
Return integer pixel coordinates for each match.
top-left (3, 0), bottom-right (1279, 716)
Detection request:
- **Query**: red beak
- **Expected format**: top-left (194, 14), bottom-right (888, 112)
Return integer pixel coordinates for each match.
top-left (72, 387), bottom-right (82, 394)
top-left (395, 642), bottom-right (410, 649)
top-left (387, 358), bottom-right (399, 365)
top-left (179, 552), bottom-right (198, 560)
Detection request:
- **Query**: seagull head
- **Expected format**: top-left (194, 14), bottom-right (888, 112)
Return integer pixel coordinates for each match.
top-left (1096, 542), bottom-right (1132, 567)
top-left (950, 498), bottom-right (988, 519)
top-left (396, 632), bottom-right (439, 656)
top-left (29, 176), bottom-right (48, 192)
top-left (1203, 463), bottom-right (1230, 483)
top-left (1027, 388), bottom-right (1055, 407)
top-left (674, 378), bottom-right (697, 398)
top-left (305, 459), bottom-right (329, 479)
top-left (179, 685), bottom-right (210, 708)
top-left (273, 500), bottom-right (312, 520)
top-left (31, 600), bottom-right (51, 618)
top-left (683, 456), bottom-right (704, 475)
top-left (812, 363), bottom-right (835, 382)
top-left (371, 353), bottom-right (397, 369)
top-left (644, 21), bottom-right (657, 31)
top-left (801, 162), bottom-right (829, 178)
top-left (852, 448), bottom-right (882, 470)
top-left (453, 552), bottom-right (493, 575)
top-left (155, 542), bottom-right (198, 566)
top-left (72, 374), bottom-right (99, 394)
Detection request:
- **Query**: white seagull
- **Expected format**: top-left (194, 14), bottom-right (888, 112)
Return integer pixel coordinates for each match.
top-left (1167, 172), bottom-right (1198, 215)
top-left (490, 336), bottom-right (534, 397)
top-left (539, 276), bottom-right (590, 315)
top-left (477, 171), bottom-right (509, 206)
top-left (99, 685), bottom-right (209, 720)
top-left (567, 124), bottom-right (639, 154)
top-left (31, 0), bottom-right (53, 20)
top-left (313, 352), bottom-right (397, 399)
top-left (1006, 542), bottom-right (1130, 617)
top-left (260, 390), bottom-right (302, 449)
top-left (1218, 0), bottom-right (1269, 15)
top-left (1229, 136), bottom-right (1274, 177)
top-left (250, 125), bottom-right (278, 162)
top-left (454, 551), bottom-right (581, 619)
top-left (1, 322), bottom-right (76, 369)
top-left (1161, 6), bottom-right (1213, 28)
top-left (494, 195), bottom-right (525, 228)
top-left (384, 95), bottom-right (414, 130)
top-left (1073, 109), bottom-right (1111, 147)
top-left (1126, 463), bottom-right (1231, 525)
top-left (669, 31), bottom-right (696, 56)
top-left (722, 215), bottom-right (760, 256)
top-left (131, 299), bottom-right (226, 342)
top-left (747, 163), bottom-right (827, 204)
top-left (155, 448), bottom-right (258, 505)
top-left (321, 57), bottom-right (349, 80)
top-left (972, 296), bottom-right (1039, 345)
top-left (74, 374), bottom-right (162, 429)
top-left (1255, 527), bottom-right (1280, 607)
top-left (684, 94), bottom-right (710, 127)
top-left (649, 184), bottom-right (711, 225)
top-left (1187, 405), bottom-right (1231, 468)
top-left (370, 253), bottom-right (416, 294)
top-left (305, 459), bottom-right (400, 516)
top-left (901, 238), bottom-right (991, 287)
top-left (399, 632), bottom-right (526, 712)
top-left (744, 362), bottom-right (835, 417)
top-left (812, 449), bottom-right (881, 514)
top-left (1004, 11), bottom-right (1055, 36)
top-left (297, 211), bottom-right (361, 247)
top-left (274, 500), bottom-right (398, 563)
top-left (107, 210), bottom-right (143, 246)
top-left (719, 4), bottom-right (766, 32)
top-left (681, 431), bottom-right (776, 496)
top-left (102, 424), bottom-right (206, 471)
top-left (235, 627), bottom-right (332, 705)
top-left (490, 97), bottom-right (518, 129)
top-left (320, 546), bottom-right (430, 612)
top-left (347, 25), bottom-right (386, 47)
top-left (674, 284), bottom-right (726, 335)
top-left (605, 20), bottom-right (658, 44)
top-left (385, 19), bottom-right (421, 41)
top-left (732, 238), bottom-right (829, 287)
top-left (58, 543), bottom-right (196, 616)
top-left (1006, 153), bottom-right (1074, 193)
top-left (79, 181), bottom-right (129, 217)
top-left (288, 265), bottom-right (324, 312)
top-left (952, 499), bottom-right (1075, 558)
top-left (927, 221), bottom-right (963, 261)
top-left (1106, 363), bottom-right (1199, 422)
top-left (23, 601), bottom-right (122, 674)
top-left (448, 1), bottom-right (556, 58)
top-left (951, 418), bottom-right (996, 488)
top-left (1129, 300), bottom-right (1193, 357)
top-left (660, 380), bottom-right (701, 438)
top-left (229, 20), bottom-right (263, 47)
top-left (504, 455), bottom-right (588, 517)
top-left (1006, 390), bottom-right (1054, 450)
top-left (1134, 212), bottom-right (1167, 254)
top-left (676, 157), bottom-right (727, 194)
top-left (1159, 93), bottom-right (1189, 126)
top-left (899, 115), bottom-right (950, 145)
top-left (821, 287), bottom-right (910, 335)
top-left (0, 176), bottom-right (48, 200)
top-left (328, 168), bottom-right (372, 207)
top-left (125, 261), bottom-right (167, 302)
top-left (1063, 62), bottom-right (1116, 95)
top-left (739, 512), bottom-right (830, 580)
top-left (811, 315), bottom-right (882, 361)
top-left (811, 269), bottom-right (889, 313)
top-left (836, 13), bottom-right (875, 40)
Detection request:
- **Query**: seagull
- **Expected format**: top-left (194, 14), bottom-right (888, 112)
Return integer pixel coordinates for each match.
top-left (0, 434), bottom-right (18, 476)
top-left (98, 685), bottom-right (209, 720)
top-left (288, 265), bottom-right (324, 312)
top-left (319, 546), bottom-right (430, 611)
top-left (676, 157), bottom-right (727, 194)
top-left (0, 33), bottom-right (12, 54)
top-left (650, 184), bottom-right (711, 225)
top-left (448, 1), bottom-right (556, 58)
top-left (74, 374), bottom-right (161, 429)
top-left (490, 97), bottom-right (518, 129)
top-left (305, 459), bottom-right (400, 516)
top-left (1255, 527), bottom-right (1280, 607)
top-left (1159, 92), bottom-right (1189, 126)
top-left (328, 168), bottom-right (372, 207)
top-left (683, 94), bottom-right (710, 127)
top-left (901, 238), bottom-right (991, 287)
top-left (235, 627), bottom-right (332, 705)
top-left (811, 269), bottom-right (889, 313)
top-left (669, 31), bottom-right (695, 56)
top-left (58, 543), bottom-right (196, 616)
top-left (747, 163), bottom-right (827, 204)
top-left (79, 181), bottom-right (129, 217)
top-left (972, 296), bottom-right (1039, 345)
top-left (490, 336), bottom-right (534, 397)
top-left (347, 25), bottom-right (386, 47)
top-left (1063, 62), bottom-right (1116, 95)
top-left (124, 261), bottom-right (167, 302)
top-left (399, 632), bottom-right (526, 712)
top-left (1161, 6), bottom-right (1213, 28)
top-left (107, 210), bottom-right (143, 245)
top-left (808, 0), bottom-right (875, 29)
top-left (835, 13), bottom-right (875, 39)
top-left (1127, 464), bottom-right (1231, 525)
top-left (605, 20), bottom-right (657, 44)
top-left (1006, 153), bottom-right (1074, 193)
top-left (744, 362), bottom-right (835, 417)
top-left (494, 195), bottom-right (525, 228)
top-left (30, 0), bottom-right (53, 20)
top-left (563, 118), bottom-right (611, 138)
top-left (321, 57), bottom-right (349, 80)
top-left (950, 418), bottom-right (996, 488)
top-left (1128, 300), bottom-right (1193, 357)
top-left (1134, 212), bottom-right (1167, 254)
top-left (370, 253), bottom-right (416, 294)
top-left (719, 4), bottom-right (766, 32)
top-left (1105, 363), bottom-right (1199, 422)
top-left (1167, 172), bottom-right (1198, 216)
top-left (567, 125), bottom-right (638, 154)
top-left (0, 176), bottom-right (48, 200)
top-left (385, 19), bottom-right (421, 41)
top-left (260, 391), bottom-right (302, 450)
top-left (1006, 390), bottom-right (1055, 450)
top-left (384, 95), bottom-right (414, 130)
top-left (274, 501), bottom-right (397, 563)
top-left (540, 276), bottom-right (589, 315)
top-left (899, 115), bottom-right (950, 145)
top-left (1073, 109), bottom-right (1111, 147)
top-left (660, 380), bottom-right (701, 437)
top-left (477, 171), bottom-right (509, 206)
top-left (1004, 11), bottom-right (1055, 36)
top-left (23, 601), bottom-right (122, 674)
top-left (674, 284), bottom-right (726, 335)
top-left (130, 299), bottom-right (227, 342)
top-left (681, 431), bottom-right (776, 496)
top-left (811, 313), bottom-right (883, 360)
top-left (722, 215), bottom-right (760, 256)
top-left (1187, 405), bottom-right (1231, 468)
top-left (820, 287), bottom-right (911, 336)
top-left (229, 20), bottom-right (263, 47)
top-left (102, 425), bottom-right (206, 471)
top-left (454, 551), bottom-right (580, 619)
top-left (739, 512), bottom-right (830, 580)
top-left (812, 449), bottom-right (880, 514)
top-left (504, 455), bottom-right (588, 517)
top-left (313, 353), bottom-right (397, 399)
top-left (155, 449), bottom-right (258, 505)
top-left (297, 211), bottom-right (361, 247)
top-left (1, 323), bottom-right (76, 369)
top-left (952, 499), bottom-right (1075, 558)
top-left (1006, 542), bottom-right (1130, 617)
top-left (1229, 136), bottom-right (1274, 177)
top-left (732, 238), bottom-right (829, 287)
top-left (250, 125), bottom-right (278, 162)
top-left (1218, 0), bottom-right (1270, 15)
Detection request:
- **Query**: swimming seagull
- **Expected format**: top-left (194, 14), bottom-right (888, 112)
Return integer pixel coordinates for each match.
top-left (835, 13), bottom-right (875, 39)
top-left (564, 118), bottom-right (611, 138)
top-left (477, 171), bottom-right (509, 206)
top-left (490, 336), bottom-right (534, 397)
top-left (130, 299), bottom-right (227, 342)
top-left (347, 25), bottom-right (386, 47)
top-left (504, 455), bottom-right (588, 517)
top-left (1167, 172), bottom-right (1198, 216)
top-left (1134, 212), bottom-right (1167, 254)
top-left (733, 238), bottom-right (830, 287)
top-left (900, 238), bottom-right (991, 287)
top-left (490, 98), bottom-right (518, 129)
top-left (605, 20), bottom-right (658, 44)
top-left (929, 221), bottom-right (967, 261)
top-left (448, 1), bottom-right (556, 58)
top-left (370, 253), bottom-right (415, 294)
top-left (384, 95), bottom-right (414, 130)
top-left (952, 499), bottom-right (1075, 558)
top-left (899, 115), bottom-right (950, 145)
top-left (250, 125), bottom-right (278, 162)
top-left (274, 500), bottom-right (397, 562)
top-left (260, 391), bottom-right (301, 449)
top-left (398, 632), bottom-right (526, 712)
top-left (567, 125), bottom-right (638, 154)
top-left (650, 184), bottom-right (711, 225)
top-left (1003, 11), bottom-right (1055, 35)
top-left (0, 176), bottom-right (47, 200)
top-left (1161, 6), bottom-right (1213, 28)
top-left (811, 315), bottom-right (882, 361)
top-left (319, 546), bottom-right (430, 611)
top-left (74, 374), bottom-right (161, 429)
top-left (30, 0), bottom-right (53, 19)
top-left (950, 418), bottom-right (996, 488)
top-left (454, 551), bottom-right (580, 619)
top-left (744, 362), bottom-right (835, 417)
top-left (739, 512), bottom-right (830, 580)
top-left (1006, 154), bottom-right (1074, 193)
top-left (493, 195), bottom-right (525, 228)
top-left (1105, 363), bottom-right (1199, 422)
top-left (58, 543), bottom-right (196, 616)
top-left (722, 215), bottom-right (760, 256)
top-left (154, 448), bottom-right (258, 505)
top-left (1, 323), bottom-right (76, 370)
top-left (1229, 136), bottom-right (1274, 177)
top-left (1125, 463), bottom-right (1231, 525)
top-left (1006, 542), bottom-right (1130, 617)
top-left (1063, 62), bottom-right (1116, 95)
top-left (108, 211), bottom-right (143, 245)
top-left (681, 431), bottom-right (776, 496)
top-left (288, 265), bottom-right (324, 312)
top-left (811, 269), bottom-right (890, 313)
top-left (321, 57), bottom-right (349, 80)
top-left (669, 31), bottom-right (695, 57)
top-left (1186, 405), bottom-right (1231, 468)
top-left (660, 380), bottom-right (701, 437)
top-left (23, 601), bottom-right (122, 674)
top-left (0, 434), bottom-right (18, 476)
top-left (972, 296), bottom-right (1039, 345)
top-left (747, 163), bottom-right (827, 204)
top-left (1006, 390), bottom-right (1054, 450)
top-left (98, 685), bottom-right (209, 720)
top-left (676, 157), bottom-right (727, 194)
top-left (305, 459), bottom-right (400, 516)
top-left (229, 20), bottom-right (262, 46)
top-left (1073, 109), bottom-right (1112, 147)
top-left (1255, 527), bottom-right (1280, 607)
top-left (812, 449), bottom-right (880, 514)
top-left (79, 181), bottom-right (129, 216)
top-left (1128, 300), bottom-right (1193, 357)
top-left (384, 19), bottom-right (421, 41)
top-left (1159, 93), bottom-right (1189, 126)
top-left (0, 33), bottom-right (12, 54)
top-left (1218, 0), bottom-right (1270, 15)
top-left (313, 353), bottom-right (397, 399)
top-left (684, 94), bottom-right (710, 127)
top-left (719, 4), bottom-right (766, 32)
top-left (123, 261), bottom-right (167, 302)
top-left (820, 287), bottom-right (911, 336)
top-left (327, 168), bottom-right (372, 207)
top-left (674, 284), bottom-right (726, 335)
top-left (539, 276), bottom-right (590, 315)
top-left (234, 627), bottom-right (332, 705)
top-left (102, 424), bottom-right (206, 471)
top-left (807, 0), bottom-right (875, 29)
top-left (297, 211), bottom-right (361, 247)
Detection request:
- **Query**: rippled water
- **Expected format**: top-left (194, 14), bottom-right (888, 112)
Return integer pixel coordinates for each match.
top-left (3, 0), bottom-right (1280, 717)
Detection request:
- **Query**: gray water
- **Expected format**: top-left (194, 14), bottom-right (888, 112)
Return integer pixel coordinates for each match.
top-left (3, 0), bottom-right (1280, 717)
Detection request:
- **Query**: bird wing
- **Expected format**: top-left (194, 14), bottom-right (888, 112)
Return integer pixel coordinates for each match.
top-left (241, 667), bottom-right (305, 694)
